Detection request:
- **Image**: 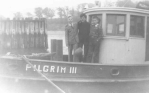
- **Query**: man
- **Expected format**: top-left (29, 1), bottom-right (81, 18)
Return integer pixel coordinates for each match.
top-left (87, 16), bottom-right (103, 63)
top-left (65, 15), bottom-right (79, 62)
top-left (77, 13), bottom-right (90, 62)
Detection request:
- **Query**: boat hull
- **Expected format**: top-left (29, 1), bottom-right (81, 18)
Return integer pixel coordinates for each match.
top-left (1, 57), bottom-right (149, 93)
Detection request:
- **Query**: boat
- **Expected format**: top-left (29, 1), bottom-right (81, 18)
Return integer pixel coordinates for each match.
top-left (1, 4), bottom-right (149, 93)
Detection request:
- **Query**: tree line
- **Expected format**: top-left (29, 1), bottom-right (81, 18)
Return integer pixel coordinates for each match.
top-left (12, 0), bottom-right (141, 20)
top-left (1, 0), bottom-right (149, 31)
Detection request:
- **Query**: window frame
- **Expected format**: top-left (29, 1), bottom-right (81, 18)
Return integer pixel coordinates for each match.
top-left (106, 14), bottom-right (126, 36)
top-left (129, 15), bottom-right (145, 38)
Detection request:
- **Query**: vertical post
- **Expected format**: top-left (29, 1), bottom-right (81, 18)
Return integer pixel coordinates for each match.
top-left (43, 19), bottom-right (48, 49)
top-left (126, 14), bottom-right (130, 40)
top-left (1, 20), bottom-right (5, 52)
top-left (56, 40), bottom-right (63, 61)
top-left (7, 19), bottom-right (11, 50)
top-left (21, 18), bottom-right (25, 54)
top-left (33, 18), bottom-right (38, 53)
top-left (16, 19), bottom-right (18, 49)
top-left (43, 19), bottom-right (46, 49)
top-left (0, 19), bottom-right (2, 51)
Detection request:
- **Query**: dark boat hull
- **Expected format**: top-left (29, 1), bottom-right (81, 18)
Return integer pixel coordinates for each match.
top-left (1, 56), bottom-right (149, 93)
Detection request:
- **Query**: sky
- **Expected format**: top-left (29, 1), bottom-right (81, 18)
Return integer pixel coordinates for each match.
top-left (0, 0), bottom-right (142, 18)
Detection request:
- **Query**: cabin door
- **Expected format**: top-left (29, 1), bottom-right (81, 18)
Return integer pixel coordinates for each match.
top-left (145, 17), bottom-right (149, 61)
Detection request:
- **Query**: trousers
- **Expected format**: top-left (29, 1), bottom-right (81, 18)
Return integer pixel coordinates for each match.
top-left (68, 44), bottom-right (78, 62)
top-left (86, 39), bottom-right (100, 63)
top-left (78, 41), bottom-right (89, 62)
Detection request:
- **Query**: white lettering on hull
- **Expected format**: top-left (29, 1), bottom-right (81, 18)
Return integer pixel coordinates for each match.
top-left (33, 65), bottom-right (36, 71)
top-left (61, 67), bottom-right (66, 73)
top-left (25, 64), bottom-right (77, 74)
top-left (43, 65), bottom-right (49, 72)
top-left (37, 65), bottom-right (42, 72)
top-left (69, 67), bottom-right (77, 74)
top-left (57, 66), bottom-right (59, 73)
top-left (26, 64), bottom-right (31, 71)
top-left (69, 67), bottom-right (72, 73)
top-left (50, 66), bottom-right (55, 72)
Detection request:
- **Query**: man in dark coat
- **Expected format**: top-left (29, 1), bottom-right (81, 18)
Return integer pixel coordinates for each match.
top-left (77, 13), bottom-right (90, 62)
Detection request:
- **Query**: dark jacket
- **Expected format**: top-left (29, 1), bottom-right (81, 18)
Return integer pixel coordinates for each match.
top-left (77, 21), bottom-right (90, 43)
top-left (89, 24), bottom-right (103, 45)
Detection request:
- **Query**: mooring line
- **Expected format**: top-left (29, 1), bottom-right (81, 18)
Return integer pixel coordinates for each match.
top-left (22, 55), bottom-right (66, 93)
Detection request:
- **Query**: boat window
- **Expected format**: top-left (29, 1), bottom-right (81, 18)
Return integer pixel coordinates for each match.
top-left (130, 15), bottom-right (145, 38)
top-left (106, 14), bottom-right (126, 36)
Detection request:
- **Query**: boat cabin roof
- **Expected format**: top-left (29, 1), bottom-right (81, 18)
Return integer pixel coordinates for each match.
top-left (84, 7), bottom-right (149, 15)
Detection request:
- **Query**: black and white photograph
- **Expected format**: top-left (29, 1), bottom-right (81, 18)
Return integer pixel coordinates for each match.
top-left (0, 0), bottom-right (149, 93)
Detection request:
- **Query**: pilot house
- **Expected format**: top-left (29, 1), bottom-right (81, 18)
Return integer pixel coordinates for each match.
top-left (84, 7), bottom-right (149, 64)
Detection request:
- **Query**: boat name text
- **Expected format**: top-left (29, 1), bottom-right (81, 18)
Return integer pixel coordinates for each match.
top-left (26, 64), bottom-right (77, 74)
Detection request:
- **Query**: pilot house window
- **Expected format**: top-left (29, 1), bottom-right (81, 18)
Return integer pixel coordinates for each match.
top-left (130, 15), bottom-right (145, 37)
top-left (106, 14), bottom-right (126, 36)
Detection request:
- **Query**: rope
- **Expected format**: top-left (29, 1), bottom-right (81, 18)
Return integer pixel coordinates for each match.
top-left (21, 55), bottom-right (66, 93)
